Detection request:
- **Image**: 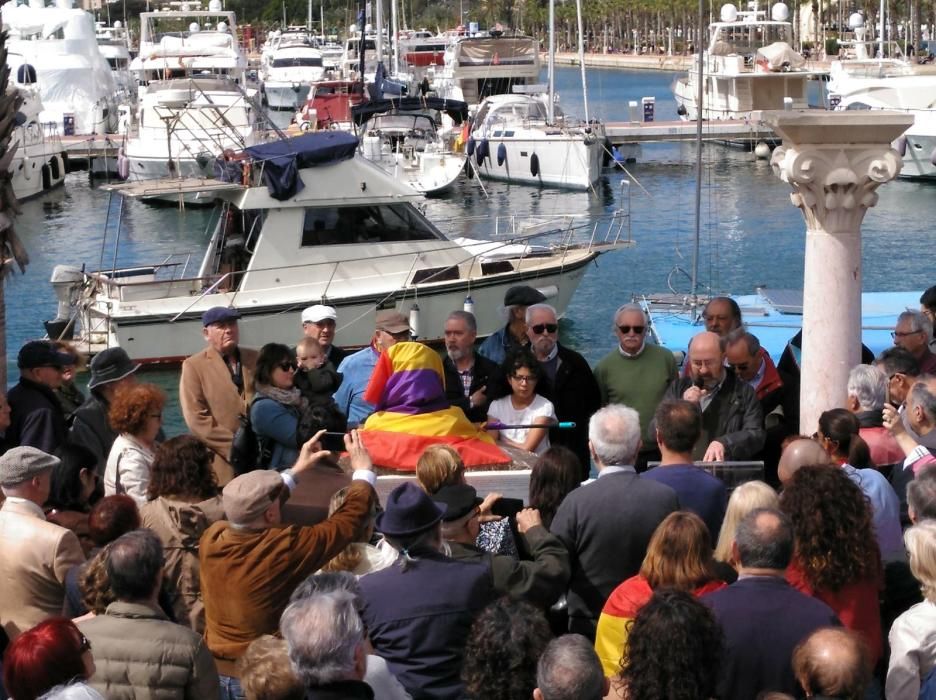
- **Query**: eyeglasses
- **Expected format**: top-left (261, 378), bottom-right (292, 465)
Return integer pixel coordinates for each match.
top-left (147, 412), bottom-right (162, 420)
top-left (78, 633), bottom-right (92, 653)
top-left (278, 362), bottom-right (298, 372)
top-left (510, 374), bottom-right (537, 384)
top-left (892, 330), bottom-right (924, 339)
top-left (729, 362), bottom-right (750, 372)
top-left (617, 325), bottom-right (646, 335)
top-left (530, 323), bottom-right (558, 335)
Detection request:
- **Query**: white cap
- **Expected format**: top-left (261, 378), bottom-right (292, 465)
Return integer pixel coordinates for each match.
top-left (302, 305), bottom-right (337, 324)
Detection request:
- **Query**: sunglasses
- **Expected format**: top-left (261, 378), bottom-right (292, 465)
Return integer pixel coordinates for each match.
top-left (79, 632), bottom-right (92, 653)
top-left (530, 323), bottom-right (558, 335)
top-left (729, 363), bottom-right (749, 372)
top-left (278, 362), bottom-right (298, 372)
top-left (617, 325), bottom-right (645, 335)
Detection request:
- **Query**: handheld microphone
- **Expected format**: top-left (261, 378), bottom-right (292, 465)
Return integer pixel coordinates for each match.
top-left (693, 376), bottom-right (705, 389)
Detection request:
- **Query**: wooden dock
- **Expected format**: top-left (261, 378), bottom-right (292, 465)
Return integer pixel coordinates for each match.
top-left (605, 118), bottom-right (775, 145)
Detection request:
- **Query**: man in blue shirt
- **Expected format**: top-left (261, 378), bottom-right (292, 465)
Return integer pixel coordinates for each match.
top-left (642, 399), bottom-right (727, 538)
top-left (333, 310), bottom-right (411, 427)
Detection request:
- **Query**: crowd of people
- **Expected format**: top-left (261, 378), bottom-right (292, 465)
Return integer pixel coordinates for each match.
top-left (1, 283), bottom-right (936, 700)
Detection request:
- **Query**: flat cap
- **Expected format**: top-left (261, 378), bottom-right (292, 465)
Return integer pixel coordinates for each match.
top-left (18, 340), bottom-right (76, 369)
top-left (375, 310), bottom-right (411, 334)
top-left (0, 446), bottom-right (60, 486)
top-left (223, 471), bottom-right (288, 526)
top-left (202, 306), bottom-right (241, 327)
top-left (503, 285), bottom-right (546, 307)
top-left (302, 305), bottom-right (337, 324)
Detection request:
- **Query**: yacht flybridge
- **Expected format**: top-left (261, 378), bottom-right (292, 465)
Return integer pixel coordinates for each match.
top-left (47, 132), bottom-right (633, 362)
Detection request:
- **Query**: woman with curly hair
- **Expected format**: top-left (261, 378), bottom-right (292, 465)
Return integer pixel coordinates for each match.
top-left (816, 408), bottom-right (903, 562)
top-left (139, 435), bottom-right (224, 632)
top-left (461, 597), bottom-right (553, 700)
top-left (780, 464), bottom-right (884, 667)
top-left (610, 588), bottom-right (724, 700)
top-left (595, 511), bottom-right (727, 676)
top-left (104, 383), bottom-right (165, 505)
top-left (317, 485), bottom-right (395, 577)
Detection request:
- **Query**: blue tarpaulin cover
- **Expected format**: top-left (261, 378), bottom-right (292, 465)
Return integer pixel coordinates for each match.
top-left (243, 131), bottom-right (359, 201)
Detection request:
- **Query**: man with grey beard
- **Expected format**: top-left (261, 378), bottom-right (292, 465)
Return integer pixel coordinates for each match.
top-left (441, 311), bottom-right (498, 422)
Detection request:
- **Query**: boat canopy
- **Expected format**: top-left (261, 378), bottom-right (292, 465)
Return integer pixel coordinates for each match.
top-left (351, 96), bottom-right (469, 126)
top-left (234, 131), bottom-right (359, 201)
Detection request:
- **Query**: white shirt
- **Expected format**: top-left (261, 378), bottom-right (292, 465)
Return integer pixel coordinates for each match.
top-left (488, 394), bottom-right (556, 455)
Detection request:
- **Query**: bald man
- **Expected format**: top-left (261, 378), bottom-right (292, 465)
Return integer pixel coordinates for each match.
top-left (792, 627), bottom-right (870, 700)
top-left (778, 438), bottom-right (831, 486)
top-left (657, 331), bottom-right (764, 462)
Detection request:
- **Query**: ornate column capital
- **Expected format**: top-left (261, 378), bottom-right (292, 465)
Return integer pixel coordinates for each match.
top-left (769, 144), bottom-right (902, 235)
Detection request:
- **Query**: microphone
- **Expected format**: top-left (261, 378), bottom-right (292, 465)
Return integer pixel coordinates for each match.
top-left (693, 376), bottom-right (705, 389)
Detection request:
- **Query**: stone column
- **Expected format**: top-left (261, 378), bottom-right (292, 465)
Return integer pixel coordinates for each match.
top-left (761, 111), bottom-right (912, 434)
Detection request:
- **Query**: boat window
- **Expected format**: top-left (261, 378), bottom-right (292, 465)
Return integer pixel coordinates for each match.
top-left (272, 57), bottom-right (324, 67)
top-left (300, 205), bottom-right (441, 246)
top-left (844, 102), bottom-right (872, 111)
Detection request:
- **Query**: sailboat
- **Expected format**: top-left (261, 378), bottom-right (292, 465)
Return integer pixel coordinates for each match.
top-left (466, 0), bottom-right (604, 189)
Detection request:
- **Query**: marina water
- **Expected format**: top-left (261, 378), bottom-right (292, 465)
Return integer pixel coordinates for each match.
top-left (9, 66), bottom-right (934, 434)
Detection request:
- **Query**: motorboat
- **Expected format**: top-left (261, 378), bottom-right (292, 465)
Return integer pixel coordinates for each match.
top-left (431, 30), bottom-right (540, 107)
top-left (45, 131), bottom-right (632, 362)
top-left (259, 31), bottom-right (326, 110)
top-left (2, 0), bottom-right (119, 135)
top-left (9, 84), bottom-right (66, 200)
top-left (295, 79), bottom-right (367, 131)
top-left (340, 26), bottom-right (387, 82)
top-left (95, 20), bottom-right (135, 105)
top-left (468, 92), bottom-right (604, 190)
top-left (352, 96), bottom-right (468, 194)
top-left (673, 2), bottom-right (813, 121)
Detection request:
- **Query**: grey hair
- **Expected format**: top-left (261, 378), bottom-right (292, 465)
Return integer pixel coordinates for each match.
top-left (38, 684), bottom-right (105, 700)
top-left (536, 634), bottom-right (605, 700)
top-left (588, 404), bottom-right (641, 467)
top-left (290, 570), bottom-right (361, 603)
top-left (725, 328), bottom-right (761, 356)
top-left (525, 303), bottom-right (557, 325)
top-left (612, 303), bottom-right (647, 326)
top-left (899, 310), bottom-right (934, 339)
top-left (384, 524), bottom-right (446, 571)
top-left (909, 377), bottom-right (936, 424)
top-left (281, 589), bottom-right (364, 686)
top-left (847, 364), bottom-right (887, 412)
top-left (446, 310), bottom-right (477, 333)
top-left (106, 528), bottom-right (164, 601)
top-left (734, 508), bottom-right (793, 570)
top-left (908, 467), bottom-right (936, 523)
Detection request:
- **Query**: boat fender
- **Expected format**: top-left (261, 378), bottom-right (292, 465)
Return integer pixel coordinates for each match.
top-left (50, 156), bottom-right (61, 180)
top-left (530, 152), bottom-right (540, 177)
top-left (117, 148), bottom-right (130, 180)
top-left (409, 303), bottom-right (420, 339)
top-left (21, 156), bottom-right (30, 180)
top-left (466, 138), bottom-right (475, 157)
top-left (463, 294), bottom-right (475, 314)
top-left (602, 138), bottom-right (613, 167)
top-left (16, 64), bottom-right (37, 85)
top-left (476, 139), bottom-right (489, 165)
top-left (930, 146), bottom-right (936, 167)
top-left (895, 136), bottom-right (907, 156)
top-left (497, 143), bottom-right (506, 166)
top-left (677, 104), bottom-right (688, 117)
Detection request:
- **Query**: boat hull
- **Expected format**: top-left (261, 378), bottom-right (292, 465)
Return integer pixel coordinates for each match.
top-left (263, 82), bottom-right (313, 111)
top-left (472, 134), bottom-right (604, 190)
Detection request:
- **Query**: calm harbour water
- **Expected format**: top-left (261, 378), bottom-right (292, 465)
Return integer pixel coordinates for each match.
top-left (8, 66), bottom-right (935, 433)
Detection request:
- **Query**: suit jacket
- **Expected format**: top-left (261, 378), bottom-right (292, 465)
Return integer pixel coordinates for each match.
top-left (0, 499), bottom-right (86, 639)
top-left (441, 352), bottom-right (499, 422)
top-left (703, 575), bottom-right (841, 700)
top-left (179, 345), bottom-right (257, 486)
top-left (550, 470), bottom-right (679, 638)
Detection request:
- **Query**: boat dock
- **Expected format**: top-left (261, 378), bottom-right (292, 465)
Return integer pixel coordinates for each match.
top-left (605, 119), bottom-right (775, 146)
top-left (61, 135), bottom-right (125, 172)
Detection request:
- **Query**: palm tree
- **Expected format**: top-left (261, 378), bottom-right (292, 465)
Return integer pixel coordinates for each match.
top-left (0, 21), bottom-right (31, 388)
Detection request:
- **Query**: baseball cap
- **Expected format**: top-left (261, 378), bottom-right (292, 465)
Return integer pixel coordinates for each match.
top-left (17, 340), bottom-right (77, 369)
top-left (302, 305), bottom-right (338, 324)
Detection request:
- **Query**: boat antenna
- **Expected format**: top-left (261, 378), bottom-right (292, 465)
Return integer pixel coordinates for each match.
top-left (689, 0), bottom-right (704, 319)
top-left (575, 0), bottom-right (588, 122)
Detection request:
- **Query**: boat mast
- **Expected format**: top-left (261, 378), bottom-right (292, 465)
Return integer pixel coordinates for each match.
top-left (547, 0), bottom-right (555, 123)
top-left (575, 0), bottom-right (588, 122)
top-left (878, 0), bottom-right (885, 58)
top-left (690, 0), bottom-right (704, 315)
top-left (375, 0), bottom-right (384, 68)
top-left (307, 0), bottom-right (311, 32)
top-left (391, 0), bottom-right (399, 74)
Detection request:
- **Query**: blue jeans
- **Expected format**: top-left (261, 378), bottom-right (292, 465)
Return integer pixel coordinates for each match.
top-left (219, 675), bottom-right (245, 700)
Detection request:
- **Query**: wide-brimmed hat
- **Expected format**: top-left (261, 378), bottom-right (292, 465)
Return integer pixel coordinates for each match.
top-left (376, 482), bottom-right (445, 537)
top-left (17, 340), bottom-right (76, 369)
top-left (202, 306), bottom-right (241, 327)
top-left (88, 347), bottom-right (140, 390)
top-left (433, 483), bottom-right (483, 522)
top-left (503, 285), bottom-right (546, 307)
top-left (375, 310), bottom-right (411, 334)
top-left (302, 305), bottom-right (337, 324)
top-left (0, 446), bottom-right (60, 486)
top-left (223, 471), bottom-right (289, 526)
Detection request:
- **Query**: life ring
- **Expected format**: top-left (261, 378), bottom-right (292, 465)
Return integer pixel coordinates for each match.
top-left (497, 143), bottom-right (507, 166)
top-left (530, 152), bottom-right (540, 177)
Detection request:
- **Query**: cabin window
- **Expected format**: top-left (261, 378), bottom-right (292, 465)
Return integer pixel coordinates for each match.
top-left (300, 205), bottom-right (440, 246)
top-left (272, 57), bottom-right (324, 68)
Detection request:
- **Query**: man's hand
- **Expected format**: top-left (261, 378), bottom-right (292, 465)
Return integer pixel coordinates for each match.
top-left (515, 508), bottom-right (542, 534)
top-left (344, 429), bottom-right (375, 473)
top-left (702, 440), bottom-right (725, 462)
top-left (478, 491), bottom-right (503, 523)
top-left (292, 430), bottom-right (333, 475)
top-left (469, 386), bottom-right (486, 410)
top-left (883, 403), bottom-right (905, 436)
top-left (682, 385), bottom-right (708, 404)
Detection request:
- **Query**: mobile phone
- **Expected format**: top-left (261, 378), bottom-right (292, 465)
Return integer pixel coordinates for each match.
top-left (489, 497), bottom-right (524, 519)
top-left (320, 432), bottom-right (347, 452)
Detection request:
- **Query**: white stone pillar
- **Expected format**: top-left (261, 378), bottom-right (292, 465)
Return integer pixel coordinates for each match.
top-left (761, 111), bottom-right (912, 434)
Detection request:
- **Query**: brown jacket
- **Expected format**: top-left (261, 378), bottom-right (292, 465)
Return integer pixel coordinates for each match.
top-left (179, 345), bottom-right (257, 485)
top-left (0, 498), bottom-right (86, 638)
top-left (140, 495), bottom-right (225, 634)
top-left (199, 479), bottom-right (376, 676)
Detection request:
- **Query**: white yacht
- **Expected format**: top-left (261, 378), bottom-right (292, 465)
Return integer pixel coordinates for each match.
top-left (9, 84), bottom-right (65, 200)
top-left (96, 20), bottom-right (135, 105)
top-left (125, 3), bottom-right (260, 184)
top-left (260, 33), bottom-right (325, 110)
top-left (341, 26), bottom-right (387, 82)
top-left (468, 92), bottom-right (604, 190)
top-left (46, 131), bottom-right (631, 362)
top-left (673, 2), bottom-right (812, 121)
top-left (2, 0), bottom-right (119, 135)
top-left (353, 97), bottom-right (468, 194)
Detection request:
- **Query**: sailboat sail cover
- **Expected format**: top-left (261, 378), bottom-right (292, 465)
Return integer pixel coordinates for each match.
top-left (244, 131), bottom-right (359, 200)
top-left (360, 342), bottom-right (511, 471)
